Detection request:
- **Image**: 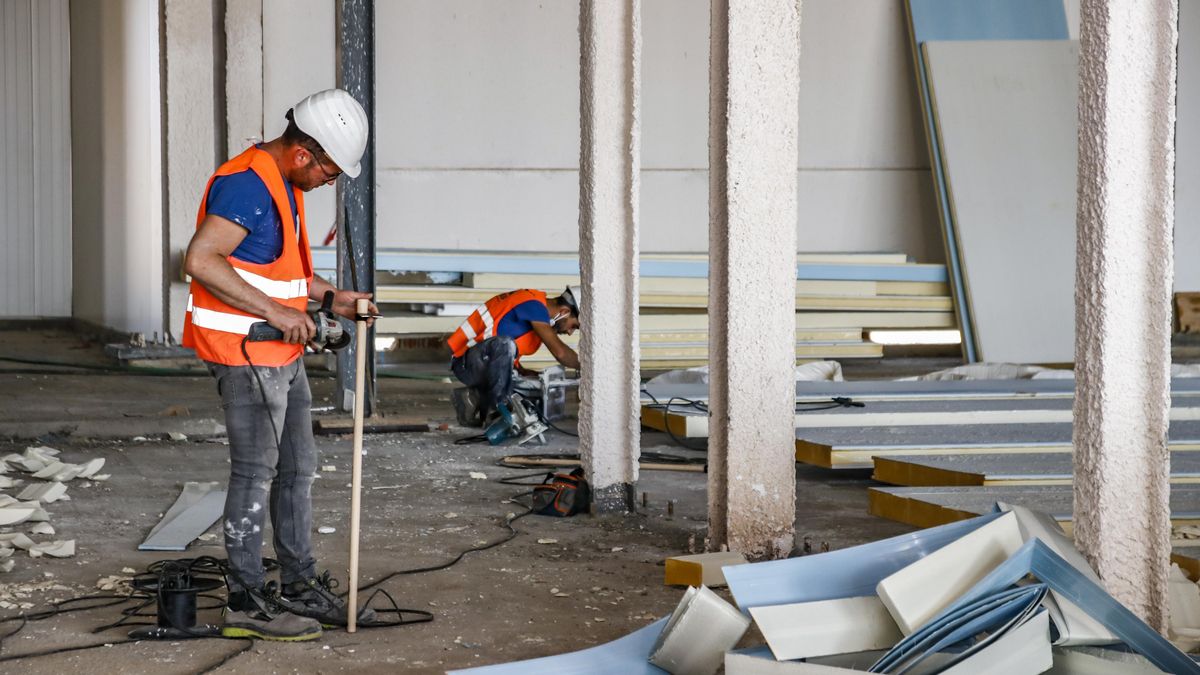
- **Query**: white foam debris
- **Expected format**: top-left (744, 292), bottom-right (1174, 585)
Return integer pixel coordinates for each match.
top-left (28, 540), bottom-right (74, 558)
top-left (27, 523), bottom-right (54, 536)
top-left (0, 534), bottom-right (35, 550)
top-left (16, 482), bottom-right (67, 503)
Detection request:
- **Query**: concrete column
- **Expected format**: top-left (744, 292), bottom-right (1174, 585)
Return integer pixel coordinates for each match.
top-left (707, 0), bottom-right (801, 559)
top-left (1072, 0), bottom-right (1177, 631)
top-left (164, 0), bottom-right (217, 340)
top-left (225, 0), bottom-right (264, 157)
top-left (578, 0), bottom-right (641, 513)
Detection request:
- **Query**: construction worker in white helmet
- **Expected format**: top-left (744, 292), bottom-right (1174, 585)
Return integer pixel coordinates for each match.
top-left (447, 285), bottom-right (582, 427)
top-left (182, 88), bottom-right (377, 641)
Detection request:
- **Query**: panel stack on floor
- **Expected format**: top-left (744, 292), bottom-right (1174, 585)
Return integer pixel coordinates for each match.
top-left (642, 376), bottom-right (1200, 575)
top-left (313, 247), bottom-right (955, 368)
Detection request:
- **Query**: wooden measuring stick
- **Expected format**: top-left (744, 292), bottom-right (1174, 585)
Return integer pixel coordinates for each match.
top-left (347, 298), bottom-right (369, 632)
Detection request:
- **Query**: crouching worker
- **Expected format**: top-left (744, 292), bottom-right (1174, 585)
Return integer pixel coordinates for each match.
top-left (447, 287), bottom-right (582, 427)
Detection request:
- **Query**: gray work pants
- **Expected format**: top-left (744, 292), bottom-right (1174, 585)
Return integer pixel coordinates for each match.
top-left (207, 359), bottom-right (317, 592)
top-left (451, 336), bottom-right (518, 409)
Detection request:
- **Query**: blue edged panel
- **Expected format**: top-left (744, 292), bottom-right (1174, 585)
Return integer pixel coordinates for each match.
top-left (907, 0), bottom-right (1068, 42)
top-left (723, 513), bottom-right (1001, 611)
top-left (924, 539), bottom-right (1200, 674)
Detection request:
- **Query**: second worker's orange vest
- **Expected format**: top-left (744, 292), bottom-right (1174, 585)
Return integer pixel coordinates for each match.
top-left (447, 289), bottom-right (548, 365)
top-left (181, 146), bottom-right (313, 367)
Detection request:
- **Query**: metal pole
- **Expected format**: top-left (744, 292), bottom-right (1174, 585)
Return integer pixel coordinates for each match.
top-left (336, 0), bottom-right (376, 415)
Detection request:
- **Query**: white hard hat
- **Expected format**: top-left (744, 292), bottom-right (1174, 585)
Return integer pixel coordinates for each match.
top-left (292, 89), bottom-right (369, 179)
top-left (563, 285), bottom-right (583, 316)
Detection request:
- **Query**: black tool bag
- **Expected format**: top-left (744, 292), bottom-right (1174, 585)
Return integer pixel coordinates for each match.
top-left (530, 468), bottom-right (590, 517)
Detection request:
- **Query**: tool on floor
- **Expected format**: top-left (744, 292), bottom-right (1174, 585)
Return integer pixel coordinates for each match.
top-left (512, 365), bottom-right (579, 422)
top-left (246, 290), bottom-right (351, 351)
top-left (485, 393), bottom-right (549, 446)
top-left (128, 566), bottom-right (223, 639)
top-left (347, 298), bottom-right (369, 632)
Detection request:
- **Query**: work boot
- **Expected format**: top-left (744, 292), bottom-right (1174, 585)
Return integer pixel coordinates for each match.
top-left (279, 571), bottom-right (377, 628)
top-left (221, 586), bottom-right (322, 641)
top-left (451, 387), bottom-right (484, 428)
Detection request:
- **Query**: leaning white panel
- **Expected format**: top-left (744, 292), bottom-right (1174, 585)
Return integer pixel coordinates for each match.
top-left (649, 585), bottom-right (751, 675)
top-left (876, 511), bottom-right (1023, 634)
top-left (749, 596), bottom-right (902, 660)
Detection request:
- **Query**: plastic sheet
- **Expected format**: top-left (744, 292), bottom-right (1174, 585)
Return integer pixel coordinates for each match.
top-left (724, 513), bottom-right (1002, 612)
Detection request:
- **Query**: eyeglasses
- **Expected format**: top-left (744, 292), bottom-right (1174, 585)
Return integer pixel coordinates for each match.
top-left (306, 149), bottom-right (342, 183)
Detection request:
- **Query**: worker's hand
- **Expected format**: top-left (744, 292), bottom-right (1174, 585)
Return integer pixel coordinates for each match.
top-left (331, 290), bottom-right (379, 326)
top-left (266, 305), bottom-right (317, 344)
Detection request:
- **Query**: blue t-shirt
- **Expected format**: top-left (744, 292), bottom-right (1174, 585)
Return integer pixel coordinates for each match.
top-left (496, 300), bottom-right (551, 339)
top-left (206, 169), bottom-right (299, 264)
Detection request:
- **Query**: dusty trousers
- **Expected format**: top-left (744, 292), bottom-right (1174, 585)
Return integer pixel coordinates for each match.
top-left (450, 335), bottom-right (519, 409)
top-left (207, 359), bottom-right (318, 592)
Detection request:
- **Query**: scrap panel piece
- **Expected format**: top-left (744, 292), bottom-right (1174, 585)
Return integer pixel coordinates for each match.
top-left (925, 539), bottom-right (1200, 674)
top-left (723, 513), bottom-right (1002, 611)
top-left (663, 551), bottom-right (748, 587)
top-left (875, 511), bottom-right (1024, 634)
top-left (904, 0), bottom-right (1069, 361)
top-left (649, 586), bottom-right (750, 675)
top-left (447, 618), bottom-right (668, 674)
top-left (749, 596), bottom-right (902, 661)
top-left (139, 481), bottom-right (226, 552)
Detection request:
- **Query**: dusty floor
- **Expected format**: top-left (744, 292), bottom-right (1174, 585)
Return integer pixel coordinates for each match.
top-left (0, 326), bottom-right (926, 674)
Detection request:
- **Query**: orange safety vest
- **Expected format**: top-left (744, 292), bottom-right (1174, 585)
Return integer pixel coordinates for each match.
top-left (447, 290), bottom-right (548, 364)
top-left (181, 146), bottom-right (313, 367)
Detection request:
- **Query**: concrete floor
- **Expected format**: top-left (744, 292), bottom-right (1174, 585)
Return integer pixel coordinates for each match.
top-left (0, 326), bottom-right (921, 673)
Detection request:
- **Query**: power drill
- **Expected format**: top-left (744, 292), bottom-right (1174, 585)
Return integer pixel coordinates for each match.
top-left (246, 290), bottom-right (351, 351)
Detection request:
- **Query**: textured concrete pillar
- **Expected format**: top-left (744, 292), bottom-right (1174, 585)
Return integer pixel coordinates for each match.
top-left (1073, 0), bottom-right (1177, 631)
top-left (164, 0), bottom-right (217, 340)
top-left (707, 0), bottom-right (800, 559)
top-left (578, 0), bottom-right (641, 513)
top-left (225, 0), bottom-right (264, 157)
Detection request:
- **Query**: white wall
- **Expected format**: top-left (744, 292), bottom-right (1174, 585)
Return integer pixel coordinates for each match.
top-left (1, 0), bottom-right (72, 318)
top-left (1178, 0), bottom-right (1200, 292)
top-left (365, 0), bottom-right (943, 260)
top-left (263, 0), bottom-right (337, 241)
top-left (70, 0), bottom-right (165, 337)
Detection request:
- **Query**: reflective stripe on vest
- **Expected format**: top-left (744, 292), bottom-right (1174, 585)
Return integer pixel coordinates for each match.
top-left (233, 268), bottom-right (308, 300)
top-left (181, 146), bottom-right (313, 367)
top-left (448, 290), bottom-right (547, 359)
top-left (188, 305), bottom-right (260, 335)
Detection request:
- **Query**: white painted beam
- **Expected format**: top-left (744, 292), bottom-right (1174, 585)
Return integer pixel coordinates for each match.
top-left (1072, 0), bottom-right (1178, 631)
top-left (706, 0), bottom-right (801, 558)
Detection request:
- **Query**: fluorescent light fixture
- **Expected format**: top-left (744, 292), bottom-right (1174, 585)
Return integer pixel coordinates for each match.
top-left (374, 337), bottom-right (398, 351)
top-left (869, 330), bottom-right (962, 345)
